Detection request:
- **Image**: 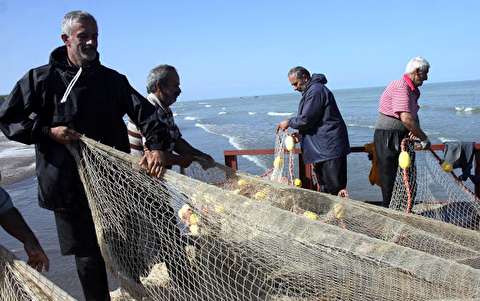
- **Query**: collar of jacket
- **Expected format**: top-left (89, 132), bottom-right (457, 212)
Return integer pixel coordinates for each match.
top-left (146, 93), bottom-right (171, 113)
top-left (49, 46), bottom-right (101, 72)
top-left (302, 81), bottom-right (312, 97)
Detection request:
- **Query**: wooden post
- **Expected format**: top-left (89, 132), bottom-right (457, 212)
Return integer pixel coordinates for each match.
top-left (476, 149), bottom-right (480, 199)
top-left (298, 153), bottom-right (314, 190)
top-left (224, 155), bottom-right (238, 171)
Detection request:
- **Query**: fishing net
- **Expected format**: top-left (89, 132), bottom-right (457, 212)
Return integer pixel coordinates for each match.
top-left (390, 139), bottom-right (480, 230)
top-left (263, 132), bottom-right (297, 186)
top-left (0, 245), bottom-right (75, 301)
top-left (68, 136), bottom-right (480, 301)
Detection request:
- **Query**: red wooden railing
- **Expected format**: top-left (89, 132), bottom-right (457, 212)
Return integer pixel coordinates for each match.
top-left (224, 144), bottom-right (480, 198)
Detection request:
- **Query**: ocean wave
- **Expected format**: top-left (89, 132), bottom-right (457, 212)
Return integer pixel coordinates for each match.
top-left (205, 104), bottom-right (212, 108)
top-left (218, 111), bottom-right (227, 115)
top-left (184, 116), bottom-right (197, 121)
top-left (194, 123), bottom-right (267, 170)
top-left (346, 123), bottom-right (375, 129)
top-left (0, 147), bottom-right (34, 159)
top-left (455, 106), bottom-right (480, 113)
top-left (248, 112), bottom-right (256, 115)
top-left (267, 112), bottom-right (293, 116)
top-left (438, 137), bottom-right (459, 143)
top-left (173, 113), bottom-right (178, 117)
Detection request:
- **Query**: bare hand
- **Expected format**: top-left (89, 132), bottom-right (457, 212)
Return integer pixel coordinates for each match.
top-left (291, 132), bottom-right (301, 143)
top-left (139, 150), bottom-right (167, 178)
top-left (408, 132), bottom-right (418, 140)
top-left (276, 120), bottom-right (289, 133)
top-left (24, 241), bottom-right (49, 272)
top-left (49, 126), bottom-right (80, 144)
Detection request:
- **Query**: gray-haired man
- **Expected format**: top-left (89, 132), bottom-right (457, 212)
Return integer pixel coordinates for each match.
top-left (0, 11), bottom-right (173, 300)
top-left (128, 64), bottom-right (214, 168)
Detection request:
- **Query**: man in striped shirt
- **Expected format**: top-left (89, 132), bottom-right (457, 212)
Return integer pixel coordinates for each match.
top-left (127, 65), bottom-right (214, 168)
top-left (0, 171), bottom-right (49, 272)
top-left (374, 57), bottom-right (430, 207)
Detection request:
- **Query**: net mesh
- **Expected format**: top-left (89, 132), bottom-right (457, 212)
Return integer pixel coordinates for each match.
top-left (263, 132), bottom-right (296, 186)
top-left (69, 136), bottom-right (480, 301)
top-left (0, 245), bottom-right (75, 301)
top-left (390, 139), bottom-right (480, 230)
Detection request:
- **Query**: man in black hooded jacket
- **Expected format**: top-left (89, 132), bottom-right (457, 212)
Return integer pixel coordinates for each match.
top-left (0, 11), bottom-right (172, 300)
top-left (277, 66), bottom-right (350, 195)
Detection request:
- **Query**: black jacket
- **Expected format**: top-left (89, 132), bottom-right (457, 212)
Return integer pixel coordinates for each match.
top-left (0, 46), bottom-right (171, 211)
top-left (288, 74), bottom-right (350, 164)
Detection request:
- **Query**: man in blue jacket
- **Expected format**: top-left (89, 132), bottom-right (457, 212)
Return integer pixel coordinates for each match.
top-left (277, 66), bottom-right (350, 195)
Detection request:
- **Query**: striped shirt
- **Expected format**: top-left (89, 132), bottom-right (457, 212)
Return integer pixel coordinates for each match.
top-left (128, 93), bottom-right (181, 157)
top-left (378, 74), bottom-right (420, 120)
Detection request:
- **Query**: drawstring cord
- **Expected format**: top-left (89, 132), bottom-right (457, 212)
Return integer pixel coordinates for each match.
top-left (60, 67), bottom-right (82, 103)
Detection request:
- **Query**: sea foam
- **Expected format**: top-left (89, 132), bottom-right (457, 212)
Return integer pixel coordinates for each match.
top-left (267, 112), bottom-right (293, 116)
top-left (194, 123), bottom-right (267, 170)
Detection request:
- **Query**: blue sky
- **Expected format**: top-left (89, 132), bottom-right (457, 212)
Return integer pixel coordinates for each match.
top-left (0, 0), bottom-right (479, 101)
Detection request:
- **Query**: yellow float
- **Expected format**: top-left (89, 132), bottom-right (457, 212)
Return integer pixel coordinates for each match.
top-left (303, 211), bottom-right (319, 220)
top-left (333, 203), bottom-right (346, 219)
top-left (441, 161), bottom-right (453, 173)
top-left (398, 151), bottom-right (411, 169)
top-left (273, 156), bottom-right (284, 169)
top-left (237, 179), bottom-right (247, 186)
top-left (189, 213), bottom-right (200, 225)
top-left (254, 189), bottom-right (267, 201)
top-left (285, 135), bottom-right (295, 151)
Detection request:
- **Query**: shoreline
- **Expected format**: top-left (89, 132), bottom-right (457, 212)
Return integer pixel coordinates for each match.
top-left (0, 133), bottom-right (35, 185)
top-left (0, 156), bottom-right (36, 185)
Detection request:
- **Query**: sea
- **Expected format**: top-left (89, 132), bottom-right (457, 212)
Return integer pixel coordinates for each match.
top-left (1, 79), bottom-right (479, 299)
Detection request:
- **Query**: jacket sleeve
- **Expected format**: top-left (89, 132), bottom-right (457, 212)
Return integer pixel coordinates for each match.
top-left (288, 89), bottom-right (325, 131)
top-left (119, 76), bottom-right (172, 151)
top-left (0, 70), bottom-right (49, 145)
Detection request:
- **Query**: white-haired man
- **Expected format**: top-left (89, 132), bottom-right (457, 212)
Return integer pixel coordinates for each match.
top-left (374, 57), bottom-right (430, 208)
top-left (0, 11), bottom-right (173, 300)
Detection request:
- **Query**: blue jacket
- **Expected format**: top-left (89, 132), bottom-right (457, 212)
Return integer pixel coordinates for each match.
top-left (288, 74), bottom-right (350, 164)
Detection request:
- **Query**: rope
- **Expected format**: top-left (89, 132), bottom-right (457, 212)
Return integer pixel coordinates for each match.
top-left (400, 138), bottom-right (414, 213)
top-left (428, 148), bottom-right (480, 202)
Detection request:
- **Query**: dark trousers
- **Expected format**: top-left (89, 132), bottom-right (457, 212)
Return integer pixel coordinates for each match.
top-left (313, 155), bottom-right (347, 195)
top-left (55, 209), bottom-right (110, 301)
top-left (374, 129), bottom-right (414, 208)
top-left (75, 254), bottom-right (110, 301)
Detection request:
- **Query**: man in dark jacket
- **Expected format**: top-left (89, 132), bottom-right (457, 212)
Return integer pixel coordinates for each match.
top-left (0, 11), bottom-right (171, 300)
top-left (277, 66), bottom-right (350, 195)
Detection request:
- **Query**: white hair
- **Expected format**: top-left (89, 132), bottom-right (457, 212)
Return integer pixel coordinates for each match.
top-left (405, 56), bottom-right (430, 74)
top-left (61, 10), bottom-right (97, 36)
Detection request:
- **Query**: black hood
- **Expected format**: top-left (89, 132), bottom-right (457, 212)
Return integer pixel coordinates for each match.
top-left (310, 73), bottom-right (328, 84)
top-left (49, 46), bottom-right (100, 70)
